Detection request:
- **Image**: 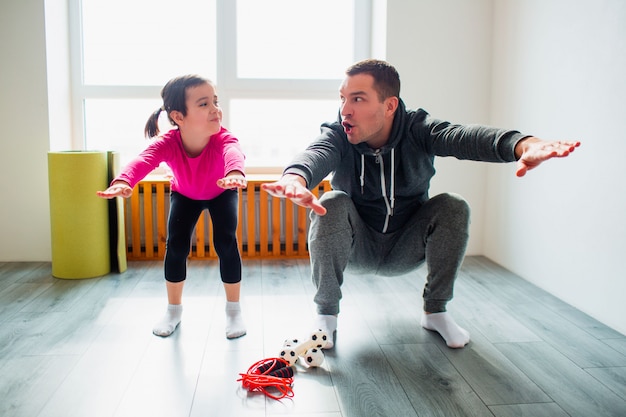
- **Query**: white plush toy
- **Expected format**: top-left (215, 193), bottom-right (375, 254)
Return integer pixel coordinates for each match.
top-left (280, 330), bottom-right (330, 366)
top-left (302, 347), bottom-right (325, 367)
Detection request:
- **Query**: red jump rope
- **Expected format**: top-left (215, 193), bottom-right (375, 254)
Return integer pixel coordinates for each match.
top-left (237, 357), bottom-right (294, 400)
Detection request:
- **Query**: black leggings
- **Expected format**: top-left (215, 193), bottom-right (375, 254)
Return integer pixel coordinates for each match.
top-left (164, 190), bottom-right (241, 284)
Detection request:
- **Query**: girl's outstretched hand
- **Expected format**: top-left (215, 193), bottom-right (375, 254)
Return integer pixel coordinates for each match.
top-left (96, 181), bottom-right (133, 199)
top-left (217, 172), bottom-right (247, 189)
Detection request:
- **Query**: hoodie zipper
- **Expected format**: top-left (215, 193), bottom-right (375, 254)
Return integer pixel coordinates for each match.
top-left (373, 149), bottom-right (395, 233)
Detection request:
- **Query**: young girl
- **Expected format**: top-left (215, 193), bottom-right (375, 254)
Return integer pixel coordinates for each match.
top-left (97, 75), bottom-right (247, 339)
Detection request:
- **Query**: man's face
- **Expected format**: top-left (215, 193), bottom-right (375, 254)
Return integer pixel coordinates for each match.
top-left (339, 73), bottom-right (396, 149)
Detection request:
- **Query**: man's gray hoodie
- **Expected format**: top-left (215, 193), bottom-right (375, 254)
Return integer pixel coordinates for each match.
top-left (283, 100), bottom-right (528, 234)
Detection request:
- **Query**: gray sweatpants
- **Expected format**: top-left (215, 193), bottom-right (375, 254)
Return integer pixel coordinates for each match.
top-left (308, 191), bottom-right (470, 315)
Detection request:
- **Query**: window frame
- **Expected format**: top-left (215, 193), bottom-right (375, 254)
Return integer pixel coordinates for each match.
top-left (69, 0), bottom-right (374, 174)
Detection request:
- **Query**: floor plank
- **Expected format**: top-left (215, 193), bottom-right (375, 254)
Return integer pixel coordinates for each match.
top-left (0, 354), bottom-right (78, 417)
top-left (489, 402), bottom-right (570, 417)
top-left (495, 341), bottom-right (626, 417)
top-left (322, 298), bottom-right (420, 417)
top-left (437, 324), bottom-right (550, 406)
top-left (382, 343), bottom-right (493, 417)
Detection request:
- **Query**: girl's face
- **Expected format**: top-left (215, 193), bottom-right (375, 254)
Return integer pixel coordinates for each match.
top-left (177, 82), bottom-right (222, 137)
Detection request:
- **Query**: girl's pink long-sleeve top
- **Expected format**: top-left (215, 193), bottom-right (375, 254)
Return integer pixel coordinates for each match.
top-left (113, 127), bottom-right (245, 201)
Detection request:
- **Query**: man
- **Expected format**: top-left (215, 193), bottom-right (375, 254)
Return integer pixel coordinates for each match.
top-left (262, 59), bottom-right (579, 349)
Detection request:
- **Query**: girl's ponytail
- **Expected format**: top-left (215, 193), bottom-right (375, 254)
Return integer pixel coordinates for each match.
top-left (144, 107), bottom-right (163, 138)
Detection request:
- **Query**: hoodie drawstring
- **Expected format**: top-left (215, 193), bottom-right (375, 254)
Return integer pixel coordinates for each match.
top-left (360, 154), bottom-right (365, 194)
top-left (361, 149), bottom-right (396, 233)
top-left (376, 149), bottom-right (395, 233)
top-left (390, 148), bottom-right (395, 216)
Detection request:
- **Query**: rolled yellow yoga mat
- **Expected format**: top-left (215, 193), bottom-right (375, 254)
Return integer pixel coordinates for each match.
top-left (48, 151), bottom-right (111, 279)
top-left (107, 151), bottom-right (127, 274)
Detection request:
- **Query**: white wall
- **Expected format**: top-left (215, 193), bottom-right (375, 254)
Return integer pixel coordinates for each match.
top-left (386, 0), bottom-right (495, 255)
top-left (0, 0), bottom-right (52, 261)
top-left (386, 0), bottom-right (625, 335)
top-left (486, 0), bottom-right (626, 335)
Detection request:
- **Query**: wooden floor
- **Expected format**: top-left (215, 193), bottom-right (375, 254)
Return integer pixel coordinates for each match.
top-left (0, 256), bottom-right (625, 417)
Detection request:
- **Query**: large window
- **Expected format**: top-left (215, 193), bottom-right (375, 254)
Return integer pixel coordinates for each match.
top-left (71, 0), bottom-right (374, 171)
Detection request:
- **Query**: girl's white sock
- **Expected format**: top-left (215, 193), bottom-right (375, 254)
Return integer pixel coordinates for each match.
top-left (225, 301), bottom-right (246, 339)
top-left (153, 304), bottom-right (183, 337)
top-left (421, 312), bottom-right (470, 348)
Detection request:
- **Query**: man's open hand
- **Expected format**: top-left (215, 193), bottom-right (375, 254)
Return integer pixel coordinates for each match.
top-left (261, 174), bottom-right (327, 215)
top-left (515, 137), bottom-right (581, 177)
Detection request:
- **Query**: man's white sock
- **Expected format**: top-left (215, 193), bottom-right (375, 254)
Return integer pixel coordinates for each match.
top-left (153, 304), bottom-right (183, 337)
top-left (421, 312), bottom-right (470, 348)
top-left (314, 314), bottom-right (337, 349)
top-left (225, 301), bottom-right (246, 339)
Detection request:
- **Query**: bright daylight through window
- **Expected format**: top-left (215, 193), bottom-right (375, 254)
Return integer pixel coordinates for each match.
top-left (75, 0), bottom-right (370, 171)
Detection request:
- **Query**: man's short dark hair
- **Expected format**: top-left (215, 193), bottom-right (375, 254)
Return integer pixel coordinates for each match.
top-left (345, 59), bottom-right (401, 102)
